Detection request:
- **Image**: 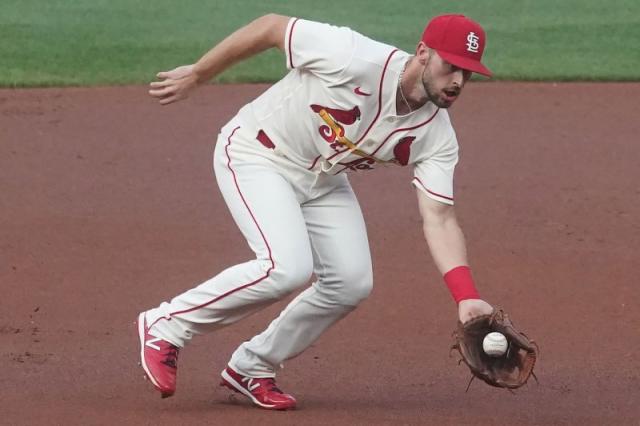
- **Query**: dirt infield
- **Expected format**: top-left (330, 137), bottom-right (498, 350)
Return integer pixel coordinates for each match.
top-left (2, 83), bottom-right (639, 425)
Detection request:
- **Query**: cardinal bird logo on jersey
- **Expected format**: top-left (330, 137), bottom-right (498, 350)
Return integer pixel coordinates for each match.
top-left (392, 136), bottom-right (416, 166)
top-left (310, 104), bottom-right (361, 152)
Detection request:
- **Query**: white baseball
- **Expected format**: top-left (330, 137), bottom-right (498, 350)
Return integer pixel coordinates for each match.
top-left (483, 332), bottom-right (508, 357)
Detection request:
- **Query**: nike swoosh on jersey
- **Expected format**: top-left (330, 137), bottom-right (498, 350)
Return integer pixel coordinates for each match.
top-left (353, 87), bottom-right (371, 96)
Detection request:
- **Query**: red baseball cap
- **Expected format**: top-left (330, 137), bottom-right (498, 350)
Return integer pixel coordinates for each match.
top-left (422, 14), bottom-right (492, 77)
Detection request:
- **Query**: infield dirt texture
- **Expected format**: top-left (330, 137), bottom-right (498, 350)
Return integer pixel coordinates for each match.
top-left (2, 82), bottom-right (639, 425)
top-left (2, 0), bottom-right (640, 424)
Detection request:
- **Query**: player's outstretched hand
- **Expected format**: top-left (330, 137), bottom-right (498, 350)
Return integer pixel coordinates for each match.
top-left (458, 298), bottom-right (493, 324)
top-left (149, 65), bottom-right (199, 105)
top-left (451, 308), bottom-right (539, 390)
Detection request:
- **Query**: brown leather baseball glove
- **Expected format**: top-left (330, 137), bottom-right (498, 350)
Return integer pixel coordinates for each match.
top-left (451, 309), bottom-right (538, 390)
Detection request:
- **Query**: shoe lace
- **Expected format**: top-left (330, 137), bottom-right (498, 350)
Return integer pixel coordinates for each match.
top-left (161, 346), bottom-right (179, 369)
top-left (261, 378), bottom-right (283, 394)
top-left (244, 377), bottom-right (283, 394)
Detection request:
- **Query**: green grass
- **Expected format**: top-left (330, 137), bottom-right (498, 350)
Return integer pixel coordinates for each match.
top-left (2, 0), bottom-right (639, 86)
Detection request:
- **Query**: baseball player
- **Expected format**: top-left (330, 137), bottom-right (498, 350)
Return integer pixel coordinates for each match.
top-left (138, 13), bottom-right (494, 410)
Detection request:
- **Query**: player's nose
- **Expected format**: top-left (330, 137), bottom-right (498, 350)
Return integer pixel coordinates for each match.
top-left (451, 69), bottom-right (465, 87)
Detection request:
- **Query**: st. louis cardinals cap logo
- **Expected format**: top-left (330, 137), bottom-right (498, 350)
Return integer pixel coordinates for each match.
top-left (466, 32), bottom-right (480, 53)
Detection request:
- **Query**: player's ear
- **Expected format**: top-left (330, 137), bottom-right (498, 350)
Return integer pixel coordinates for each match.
top-left (415, 42), bottom-right (430, 65)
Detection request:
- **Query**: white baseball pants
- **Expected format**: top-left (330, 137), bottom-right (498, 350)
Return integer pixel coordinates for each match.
top-left (145, 124), bottom-right (373, 377)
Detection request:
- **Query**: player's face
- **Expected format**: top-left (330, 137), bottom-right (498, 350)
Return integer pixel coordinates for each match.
top-left (421, 50), bottom-right (472, 108)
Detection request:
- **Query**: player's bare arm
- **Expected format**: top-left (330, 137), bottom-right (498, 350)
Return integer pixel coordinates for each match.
top-left (149, 13), bottom-right (290, 105)
top-left (416, 189), bottom-right (493, 322)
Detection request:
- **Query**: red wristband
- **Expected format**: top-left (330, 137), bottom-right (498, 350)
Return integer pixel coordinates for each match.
top-left (443, 266), bottom-right (480, 304)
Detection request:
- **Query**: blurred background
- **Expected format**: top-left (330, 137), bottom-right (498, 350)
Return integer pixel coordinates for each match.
top-left (2, 0), bottom-right (639, 86)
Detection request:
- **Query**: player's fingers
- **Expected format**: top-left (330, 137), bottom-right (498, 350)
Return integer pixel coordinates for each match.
top-left (148, 86), bottom-right (175, 97)
top-left (149, 80), bottom-right (172, 88)
top-left (156, 71), bottom-right (171, 79)
top-left (159, 94), bottom-right (179, 105)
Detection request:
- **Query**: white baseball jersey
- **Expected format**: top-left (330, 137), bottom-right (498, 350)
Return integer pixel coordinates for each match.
top-left (226, 18), bottom-right (460, 205)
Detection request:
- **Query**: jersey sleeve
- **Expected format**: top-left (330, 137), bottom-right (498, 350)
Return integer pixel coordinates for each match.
top-left (411, 134), bottom-right (459, 205)
top-left (284, 18), bottom-right (355, 77)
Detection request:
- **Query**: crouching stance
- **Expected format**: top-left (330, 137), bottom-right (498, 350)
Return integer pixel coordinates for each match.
top-left (139, 13), bottom-right (494, 409)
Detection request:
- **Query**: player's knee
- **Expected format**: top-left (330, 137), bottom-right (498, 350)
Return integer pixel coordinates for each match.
top-left (269, 256), bottom-right (313, 297)
top-left (338, 263), bottom-right (373, 305)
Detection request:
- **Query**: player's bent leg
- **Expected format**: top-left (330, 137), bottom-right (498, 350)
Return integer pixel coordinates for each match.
top-left (227, 177), bottom-right (372, 383)
top-left (303, 177), bottom-right (374, 307)
top-left (146, 136), bottom-right (314, 345)
top-left (137, 129), bottom-right (314, 397)
top-left (145, 252), bottom-right (312, 347)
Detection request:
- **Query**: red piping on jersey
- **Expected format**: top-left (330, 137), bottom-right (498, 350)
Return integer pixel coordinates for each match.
top-left (151, 126), bottom-right (275, 325)
top-left (326, 48), bottom-right (400, 161)
top-left (413, 176), bottom-right (454, 201)
top-left (288, 18), bottom-right (300, 69)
